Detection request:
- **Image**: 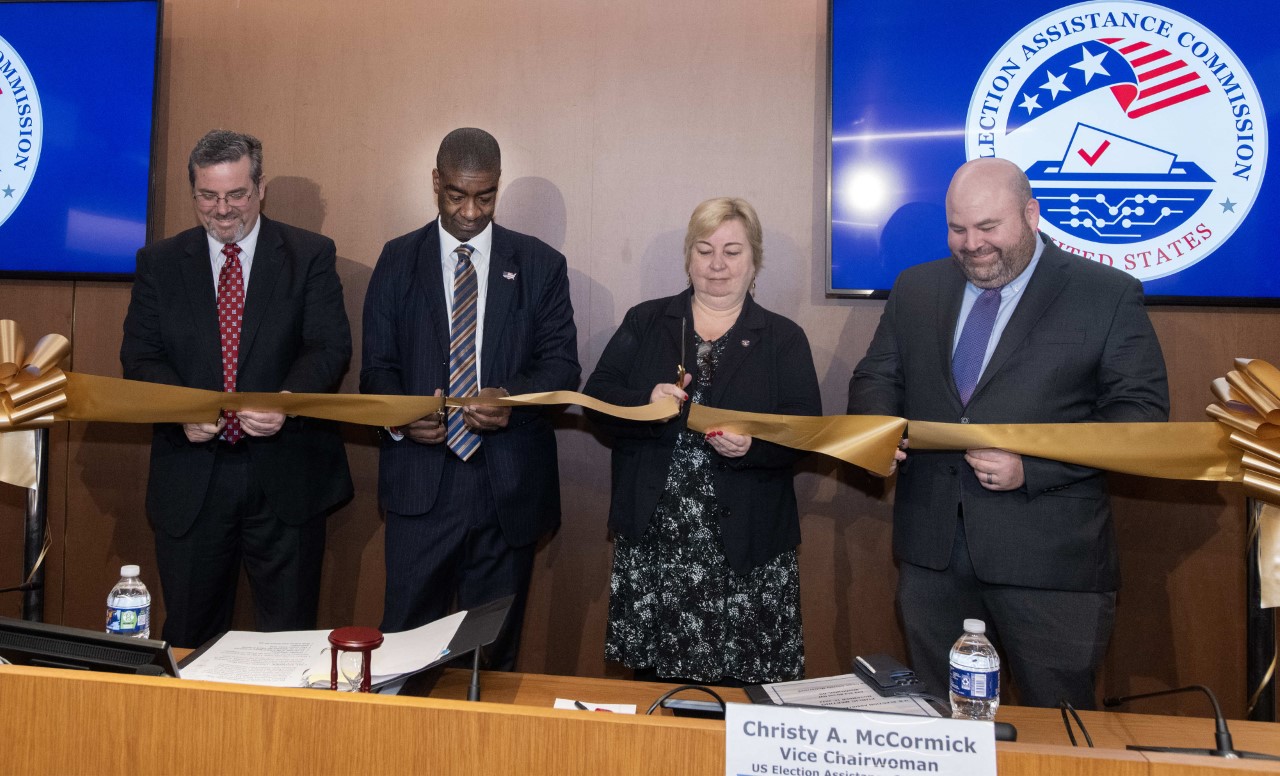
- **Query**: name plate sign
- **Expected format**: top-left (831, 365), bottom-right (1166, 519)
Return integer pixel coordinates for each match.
top-left (725, 702), bottom-right (996, 776)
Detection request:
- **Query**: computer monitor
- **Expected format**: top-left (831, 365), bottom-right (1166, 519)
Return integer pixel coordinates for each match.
top-left (827, 0), bottom-right (1277, 304)
top-left (0, 0), bottom-right (162, 278)
top-left (0, 616), bottom-right (179, 678)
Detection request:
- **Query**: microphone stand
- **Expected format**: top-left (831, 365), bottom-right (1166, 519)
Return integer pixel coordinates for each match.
top-left (22, 428), bottom-right (49, 621)
top-left (1103, 684), bottom-right (1280, 760)
top-left (467, 647), bottom-right (482, 702)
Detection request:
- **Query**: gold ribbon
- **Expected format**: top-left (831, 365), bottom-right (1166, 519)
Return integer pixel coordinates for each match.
top-left (690, 411), bottom-right (1235, 481)
top-left (686, 406), bottom-right (906, 476)
top-left (0, 429), bottom-right (37, 490)
top-left (1259, 506), bottom-right (1280, 610)
top-left (1205, 358), bottom-right (1280, 608)
top-left (683, 361), bottom-right (1272, 606)
top-left (910, 420), bottom-right (1238, 481)
top-left (51, 375), bottom-right (1246, 483)
top-left (1, 313), bottom-right (1277, 606)
top-left (58, 373), bottom-right (678, 427)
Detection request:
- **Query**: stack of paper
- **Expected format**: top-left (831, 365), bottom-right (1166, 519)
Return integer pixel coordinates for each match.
top-left (178, 611), bottom-right (466, 690)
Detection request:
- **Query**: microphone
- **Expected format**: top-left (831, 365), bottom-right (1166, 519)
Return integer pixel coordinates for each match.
top-left (1103, 684), bottom-right (1279, 761)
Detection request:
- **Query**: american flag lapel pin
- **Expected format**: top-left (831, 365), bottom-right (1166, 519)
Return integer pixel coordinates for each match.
top-left (503, 271), bottom-right (517, 280)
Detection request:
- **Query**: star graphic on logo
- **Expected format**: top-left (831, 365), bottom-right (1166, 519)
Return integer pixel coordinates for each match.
top-left (1017, 93), bottom-right (1041, 114)
top-left (1, 185), bottom-right (13, 198)
top-left (1040, 71), bottom-right (1071, 100)
top-left (1220, 198), bottom-right (1237, 213)
top-left (1070, 47), bottom-right (1110, 85)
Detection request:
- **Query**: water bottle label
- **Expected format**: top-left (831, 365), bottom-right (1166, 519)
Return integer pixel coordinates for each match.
top-left (950, 667), bottom-right (999, 700)
top-left (107, 605), bottom-right (150, 636)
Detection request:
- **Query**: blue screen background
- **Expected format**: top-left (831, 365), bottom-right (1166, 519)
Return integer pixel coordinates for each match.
top-left (830, 0), bottom-right (1278, 301)
top-left (0, 0), bottom-right (158, 276)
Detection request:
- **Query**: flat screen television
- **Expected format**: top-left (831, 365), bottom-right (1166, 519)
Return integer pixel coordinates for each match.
top-left (0, 0), bottom-right (161, 279)
top-left (828, 0), bottom-right (1274, 304)
top-left (0, 615), bottom-right (179, 676)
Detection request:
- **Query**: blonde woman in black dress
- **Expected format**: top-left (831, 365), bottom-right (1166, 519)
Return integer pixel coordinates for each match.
top-left (584, 197), bottom-right (822, 685)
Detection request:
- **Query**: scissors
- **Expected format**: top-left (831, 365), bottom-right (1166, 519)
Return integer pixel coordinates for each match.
top-left (675, 317), bottom-right (687, 386)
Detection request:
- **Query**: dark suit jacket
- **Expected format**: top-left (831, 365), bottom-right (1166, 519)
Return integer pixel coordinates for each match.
top-left (583, 290), bottom-right (822, 575)
top-left (848, 239), bottom-right (1168, 592)
top-left (120, 216), bottom-right (354, 536)
top-left (360, 221), bottom-right (580, 548)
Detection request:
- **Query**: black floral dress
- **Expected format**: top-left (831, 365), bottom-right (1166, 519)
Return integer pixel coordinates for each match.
top-left (605, 328), bottom-right (804, 684)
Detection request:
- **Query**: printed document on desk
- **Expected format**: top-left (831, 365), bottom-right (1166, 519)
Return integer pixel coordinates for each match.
top-left (179, 612), bottom-right (465, 688)
top-left (750, 672), bottom-right (941, 716)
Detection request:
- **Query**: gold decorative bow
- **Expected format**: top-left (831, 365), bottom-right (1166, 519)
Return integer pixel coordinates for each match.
top-left (0, 321), bottom-right (70, 490)
top-left (1206, 358), bottom-right (1280, 609)
top-left (1, 320), bottom-right (70, 430)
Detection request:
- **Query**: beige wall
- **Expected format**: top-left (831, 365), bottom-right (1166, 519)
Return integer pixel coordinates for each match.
top-left (1, 0), bottom-right (1275, 718)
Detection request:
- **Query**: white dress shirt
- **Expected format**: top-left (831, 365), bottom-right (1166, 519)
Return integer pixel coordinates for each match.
top-left (951, 234), bottom-right (1046, 380)
top-left (437, 218), bottom-right (493, 384)
top-left (206, 216), bottom-right (262, 296)
top-left (388, 219), bottom-right (496, 440)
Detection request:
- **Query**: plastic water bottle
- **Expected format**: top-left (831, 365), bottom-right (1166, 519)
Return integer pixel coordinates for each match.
top-left (106, 565), bottom-right (151, 639)
top-left (949, 618), bottom-right (1000, 720)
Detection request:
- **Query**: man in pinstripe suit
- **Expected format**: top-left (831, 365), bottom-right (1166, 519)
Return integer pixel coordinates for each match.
top-left (361, 128), bottom-right (580, 669)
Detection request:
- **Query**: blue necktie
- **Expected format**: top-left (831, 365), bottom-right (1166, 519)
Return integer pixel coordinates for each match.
top-left (447, 244), bottom-right (482, 460)
top-left (952, 287), bottom-right (1003, 406)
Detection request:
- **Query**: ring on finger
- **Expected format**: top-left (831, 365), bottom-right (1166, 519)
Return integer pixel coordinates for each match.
top-left (986, 473), bottom-right (994, 484)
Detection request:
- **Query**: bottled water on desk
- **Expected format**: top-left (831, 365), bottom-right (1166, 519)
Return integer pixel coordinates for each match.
top-left (106, 564), bottom-right (151, 639)
top-left (949, 618), bottom-right (1000, 720)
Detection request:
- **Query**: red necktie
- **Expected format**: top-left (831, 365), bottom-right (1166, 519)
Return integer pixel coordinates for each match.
top-left (217, 243), bottom-right (245, 443)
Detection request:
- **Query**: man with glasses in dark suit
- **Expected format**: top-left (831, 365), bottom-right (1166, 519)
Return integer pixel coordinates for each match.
top-left (121, 129), bottom-right (353, 648)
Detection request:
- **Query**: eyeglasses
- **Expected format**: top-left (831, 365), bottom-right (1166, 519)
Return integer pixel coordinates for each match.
top-left (193, 189), bottom-right (255, 208)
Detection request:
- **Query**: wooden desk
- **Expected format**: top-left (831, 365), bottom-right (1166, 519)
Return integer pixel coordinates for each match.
top-left (428, 668), bottom-right (1280, 752)
top-left (3, 665), bottom-right (1278, 775)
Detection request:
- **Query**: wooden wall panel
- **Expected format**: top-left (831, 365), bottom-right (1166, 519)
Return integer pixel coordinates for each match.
top-left (1, 0), bottom-right (1274, 720)
top-left (61, 283), bottom-right (158, 630)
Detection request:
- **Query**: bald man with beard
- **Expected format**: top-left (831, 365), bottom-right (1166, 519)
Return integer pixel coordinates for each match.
top-left (848, 158), bottom-right (1169, 709)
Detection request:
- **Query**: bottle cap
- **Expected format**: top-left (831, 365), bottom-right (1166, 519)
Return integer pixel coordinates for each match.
top-left (120, 564), bottom-right (140, 577)
top-left (963, 618), bottom-right (986, 634)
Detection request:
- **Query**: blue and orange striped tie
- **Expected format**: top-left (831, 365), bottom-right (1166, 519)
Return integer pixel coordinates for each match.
top-left (447, 244), bottom-right (482, 460)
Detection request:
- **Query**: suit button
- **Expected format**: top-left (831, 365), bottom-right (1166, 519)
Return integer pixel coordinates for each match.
top-left (948, 466), bottom-right (958, 475)
top-left (960, 417), bottom-right (970, 424)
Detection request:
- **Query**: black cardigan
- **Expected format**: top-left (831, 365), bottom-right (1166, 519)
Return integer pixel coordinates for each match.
top-left (583, 290), bottom-right (822, 574)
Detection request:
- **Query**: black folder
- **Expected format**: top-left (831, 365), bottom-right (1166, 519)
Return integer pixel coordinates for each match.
top-left (379, 594), bottom-right (514, 695)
